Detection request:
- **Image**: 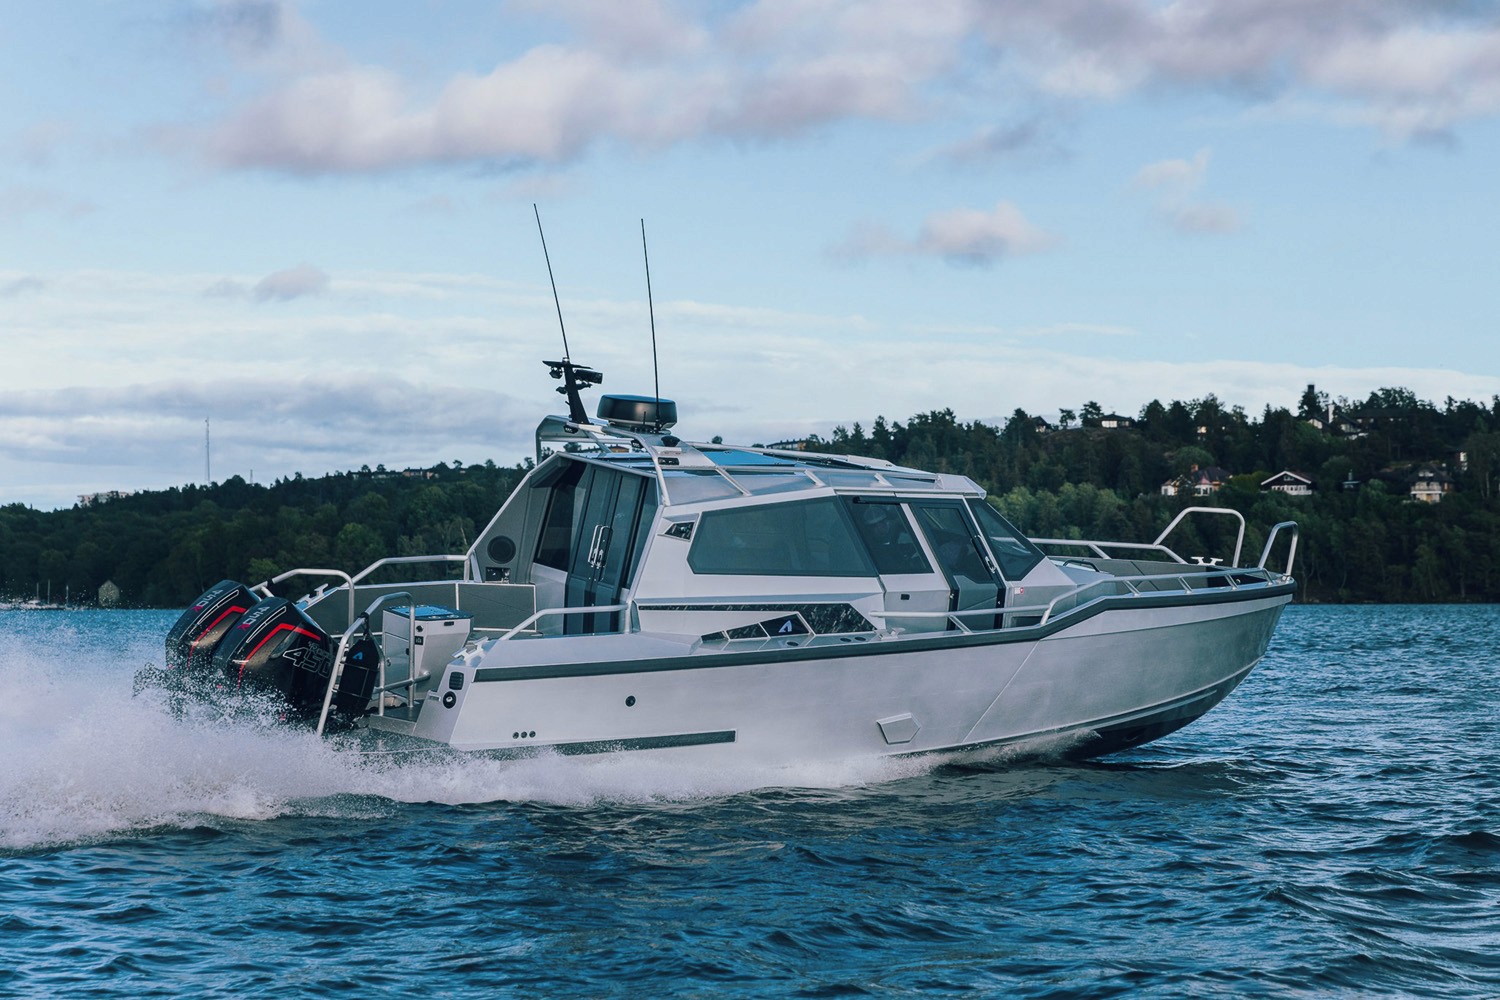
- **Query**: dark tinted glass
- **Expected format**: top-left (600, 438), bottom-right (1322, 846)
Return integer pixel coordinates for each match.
top-left (913, 505), bottom-right (991, 581)
top-left (689, 498), bottom-right (875, 577)
top-left (534, 461), bottom-right (587, 570)
top-left (847, 501), bottom-right (932, 575)
top-left (969, 500), bottom-right (1045, 580)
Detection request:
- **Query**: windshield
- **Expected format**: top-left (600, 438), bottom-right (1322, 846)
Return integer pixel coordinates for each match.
top-left (967, 501), bottom-right (1045, 581)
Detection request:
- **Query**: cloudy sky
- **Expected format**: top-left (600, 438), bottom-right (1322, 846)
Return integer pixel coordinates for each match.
top-left (4, 1), bottom-right (1500, 509)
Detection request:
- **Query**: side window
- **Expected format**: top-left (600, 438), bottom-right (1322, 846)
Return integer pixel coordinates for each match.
top-left (913, 504), bottom-right (991, 581)
top-left (969, 500), bottom-right (1045, 581)
top-left (847, 501), bottom-right (932, 575)
top-left (689, 498), bottom-right (875, 577)
top-left (534, 462), bottom-right (587, 570)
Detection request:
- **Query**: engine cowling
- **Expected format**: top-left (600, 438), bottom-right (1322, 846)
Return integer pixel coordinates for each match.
top-left (212, 597), bottom-right (336, 719)
top-left (165, 579), bottom-right (260, 678)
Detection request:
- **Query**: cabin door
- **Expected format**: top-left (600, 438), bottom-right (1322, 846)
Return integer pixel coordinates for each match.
top-left (564, 468), bottom-right (655, 634)
top-left (908, 501), bottom-right (1004, 630)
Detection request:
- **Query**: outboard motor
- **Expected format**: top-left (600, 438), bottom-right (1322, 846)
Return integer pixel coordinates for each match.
top-left (212, 597), bottom-right (338, 720)
top-left (165, 579), bottom-right (260, 679)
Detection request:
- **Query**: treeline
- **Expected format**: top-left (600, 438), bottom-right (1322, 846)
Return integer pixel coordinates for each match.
top-left (0, 462), bottom-right (528, 608)
top-left (5, 386), bottom-right (1500, 607)
top-left (811, 385), bottom-right (1500, 603)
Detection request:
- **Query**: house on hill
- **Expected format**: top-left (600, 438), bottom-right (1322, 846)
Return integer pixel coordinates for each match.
top-left (1100, 413), bottom-right (1135, 430)
top-left (1261, 470), bottom-right (1314, 496)
top-left (1161, 464), bottom-right (1232, 497)
top-left (77, 490), bottom-right (136, 507)
top-left (1409, 465), bottom-right (1454, 504)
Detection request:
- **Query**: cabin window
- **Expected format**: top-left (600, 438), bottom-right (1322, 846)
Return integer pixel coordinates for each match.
top-left (847, 500), bottom-right (932, 575)
top-left (689, 498), bottom-right (875, 577)
top-left (534, 461), bottom-right (588, 571)
top-left (968, 500), bottom-right (1045, 580)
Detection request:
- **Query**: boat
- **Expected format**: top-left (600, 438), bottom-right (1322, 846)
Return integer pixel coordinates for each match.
top-left (152, 358), bottom-right (1298, 763)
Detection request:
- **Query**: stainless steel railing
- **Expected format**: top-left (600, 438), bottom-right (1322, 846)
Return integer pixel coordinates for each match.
top-left (1033, 505), bottom-right (1248, 567)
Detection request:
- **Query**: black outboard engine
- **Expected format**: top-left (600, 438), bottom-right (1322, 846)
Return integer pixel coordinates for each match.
top-left (164, 579), bottom-right (261, 680)
top-left (212, 597), bottom-right (338, 720)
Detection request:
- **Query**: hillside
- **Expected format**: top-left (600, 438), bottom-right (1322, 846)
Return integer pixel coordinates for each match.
top-left (4, 385), bottom-right (1499, 606)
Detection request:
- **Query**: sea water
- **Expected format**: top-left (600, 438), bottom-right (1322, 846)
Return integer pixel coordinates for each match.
top-left (1, 605), bottom-right (1496, 998)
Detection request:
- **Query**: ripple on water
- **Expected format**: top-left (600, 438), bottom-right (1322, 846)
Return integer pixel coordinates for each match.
top-left (1, 606), bottom-right (1499, 998)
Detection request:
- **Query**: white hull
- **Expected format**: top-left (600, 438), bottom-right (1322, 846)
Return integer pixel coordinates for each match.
top-left (364, 588), bottom-right (1290, 763)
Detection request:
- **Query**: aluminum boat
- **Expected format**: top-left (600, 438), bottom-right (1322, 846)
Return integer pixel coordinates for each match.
top-left (157, 359), bottom-right (1298, 763)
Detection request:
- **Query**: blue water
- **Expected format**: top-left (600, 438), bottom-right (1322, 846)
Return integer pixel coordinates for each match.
top-left (1, 605), bottom-right (1497, 998)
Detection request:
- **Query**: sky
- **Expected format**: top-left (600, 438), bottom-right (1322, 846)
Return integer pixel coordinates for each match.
top-left (4, 0), bottom-right (1500, 510)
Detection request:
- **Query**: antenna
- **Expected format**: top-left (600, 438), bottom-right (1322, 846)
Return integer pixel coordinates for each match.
top-left (534, 204), bottom-right (600, 425)
top-left (205, 417), bottom-right (211, 484)
top-left (641, 218), bottom-right (661, 427)
top-left (534, 203), bottom-right (570, 362)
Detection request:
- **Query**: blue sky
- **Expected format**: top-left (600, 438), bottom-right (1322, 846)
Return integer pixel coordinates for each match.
top-left (4, 0), bottom-right (1500, 509)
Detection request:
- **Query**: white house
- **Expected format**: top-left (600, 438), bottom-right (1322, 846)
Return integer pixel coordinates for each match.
top-left (1260, 471), bottom-right (1313, 496)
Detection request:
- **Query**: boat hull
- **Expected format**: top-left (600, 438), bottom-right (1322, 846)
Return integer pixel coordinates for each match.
top-left (364, 586), bottom-right (1292, 764)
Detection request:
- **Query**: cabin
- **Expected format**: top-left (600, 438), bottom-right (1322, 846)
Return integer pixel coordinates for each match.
top-left (1100, 413), bottom-right (1135, 430)
top-left (1260, 471), bottom-right (1313, 496)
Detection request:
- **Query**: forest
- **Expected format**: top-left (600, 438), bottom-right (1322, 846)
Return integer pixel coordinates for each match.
top-left (5, 384), bottom-right (1500, 607)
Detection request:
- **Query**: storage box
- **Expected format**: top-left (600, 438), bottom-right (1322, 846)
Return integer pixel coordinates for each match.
top-left (381, 605), bottom-right (473, 699)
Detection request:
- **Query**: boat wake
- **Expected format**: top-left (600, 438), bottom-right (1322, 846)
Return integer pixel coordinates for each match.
top-left (0, 653), bottom-right (938, 853)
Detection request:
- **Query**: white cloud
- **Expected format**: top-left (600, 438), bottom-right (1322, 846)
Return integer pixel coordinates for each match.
top-left (5, 264), bottom-right (1499, 508)
top-left (158, 0), bottom-right (1500, 175)
top-left (1132, 149), bottom-right (1242, 235)
top-left (1133, 149), bottom-right (1210, 192)
top-left (0, 375), bottom-right (535, 500)
top-left (918, 202), bottom-right (1061, 262)
top-left (251, 263), bottom-right (329, 302)
top-left (922, 116), bottom-right (1071, 168)
top-left (835, 201), bottom-right (1059, 265)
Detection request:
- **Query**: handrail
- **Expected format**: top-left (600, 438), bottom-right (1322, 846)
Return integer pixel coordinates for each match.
top-left (261, 568), bottom-right (355, 630)
top-left (350, 553), bottom-right (470, 585)
top-left (1258, 521), bottom-right (1300, 577)
top-left (1036, 564), bottom-right (1279, 626)
top-left (494, 604), bottom-right (629, 641)
top-left (1038, 508), bottom-right (1247, 567)
top-left (1032, 538), bottom-right (1183, 562)
top-left (315, 591), bottom-right (415, 738)
top-left (1154, 506), bottom-right (1246, 567)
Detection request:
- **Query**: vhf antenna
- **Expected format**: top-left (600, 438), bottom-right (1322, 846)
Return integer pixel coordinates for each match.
top-left (641, 219), bottom-right (662, 429)
top-left (534, 204), bottom-right (599, 425)
top-left (535, 203), bottom-right (570, 362)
